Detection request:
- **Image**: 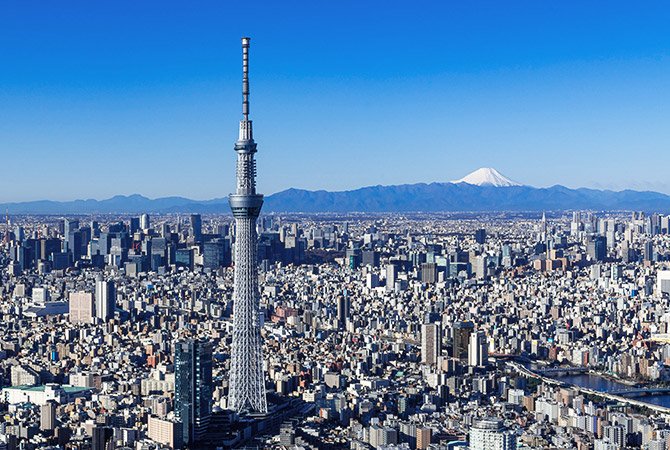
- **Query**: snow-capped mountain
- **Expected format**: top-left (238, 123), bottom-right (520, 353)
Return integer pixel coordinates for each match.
top-left (453, 167), bottom-right (522, 187)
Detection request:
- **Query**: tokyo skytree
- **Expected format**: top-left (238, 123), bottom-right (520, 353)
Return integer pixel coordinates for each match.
top-left (227, 37), bottom-right (267, 414)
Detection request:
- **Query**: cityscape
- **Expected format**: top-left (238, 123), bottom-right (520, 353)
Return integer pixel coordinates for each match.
top-left (2, 3), bottom-right (670, 450)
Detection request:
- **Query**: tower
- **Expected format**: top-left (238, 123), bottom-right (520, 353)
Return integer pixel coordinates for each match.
top-left (228, 37), bottom-right (268, 414)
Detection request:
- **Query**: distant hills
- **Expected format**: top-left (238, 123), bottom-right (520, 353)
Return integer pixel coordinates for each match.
top-left (2, 169), bottom-right (670, 214)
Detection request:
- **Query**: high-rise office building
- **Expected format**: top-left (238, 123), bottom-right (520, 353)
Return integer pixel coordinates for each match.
top-left (64, 218), bottom-right (79, 239)
top-left (337, 292), bottom-right (351, 329)
top-left (468, 331), bottom-right (489, 367)
top-left (587, 235), bottom-right (607, 262)
top-left (386, 264), bottom-right (398, 291)
top-left (469, 418), bottom-right (516, 450)
top-left (129, 217), bottom-right (140, 234)
top-left (203, 238), bottom-right (229, 269)
top-left (140, 213), bottom-right (150, 231)
top-left (421, 262), bottom-right (437, 284)
top-left (95, 279), bottom-right (115, 321)
top-left (421, 322), bottom-right (442, 365)
top-left (189, 214), bottom-right (202, 242)
top-left (644, 240), bottom-right (654, 262)
top-left (66, 228), bottom-right (82, 263)
top-left (227, 37), bottom-right (268, 414)
top-left (453, 321), bottom-right (474, 359)
top-left (174, 340), bottom-right (213, 445)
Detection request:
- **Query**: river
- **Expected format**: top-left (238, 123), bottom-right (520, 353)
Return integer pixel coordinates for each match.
top-left (553, 373), bottom-right (670, 409)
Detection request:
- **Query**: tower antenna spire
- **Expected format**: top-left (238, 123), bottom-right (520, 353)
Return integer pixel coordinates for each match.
top-left (242, 37), bottom-right (250, 121)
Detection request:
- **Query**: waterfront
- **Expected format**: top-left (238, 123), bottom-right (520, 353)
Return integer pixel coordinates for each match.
top-left (553, 374), bottom-right (670, 409)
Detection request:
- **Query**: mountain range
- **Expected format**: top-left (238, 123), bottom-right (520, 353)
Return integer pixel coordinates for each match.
top-left (2, 168), bottom-right (670, 214)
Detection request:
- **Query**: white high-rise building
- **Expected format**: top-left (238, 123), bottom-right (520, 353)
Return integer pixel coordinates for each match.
top-left (468, 331), bottom-right (489, 367)
top-left (386, 264), bottom-right (398, 291)
top-left (469, 418), bottom-right (516, 450)
top-left (95, 279), bottom-right (115, 321)
top-left (140, 213), bottom-right (150, 231)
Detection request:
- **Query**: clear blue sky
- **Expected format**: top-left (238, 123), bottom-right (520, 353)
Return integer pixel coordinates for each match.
top-left (0, 1), bottom-right (668, 201)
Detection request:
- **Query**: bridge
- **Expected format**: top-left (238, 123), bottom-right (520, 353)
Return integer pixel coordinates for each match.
top-left (609, 387), bottom-right (670, 397)
top-left (507, 361), bottom-right (670, 415)
top-left (535, 366), bottom-right (590, 376)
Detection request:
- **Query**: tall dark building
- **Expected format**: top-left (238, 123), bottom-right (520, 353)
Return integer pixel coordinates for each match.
top-left (67, 230), bottom-right (82, 263)
top-left (361, 249), bottom-right (380, 268)
top-left (174, 340), bottom-right (213, 445)
top-left (337, 292), bottom-right (351, 329)
top-left (91, 426), bottom-right (113, 450)
top-left (129, 217), bottom-right (140, 234)
top-left (190, 214), bottom-right (203, 242)
top-left (475, 228), bottom-right (486, 245)
top-left (644, 240), bottom-right (654, 262)
top-left (587, 235), bottom-right (607, 262)
top-left (203, 238), bottom-right (230, 269)
top-left (452, 321), bottom-right (474, 360)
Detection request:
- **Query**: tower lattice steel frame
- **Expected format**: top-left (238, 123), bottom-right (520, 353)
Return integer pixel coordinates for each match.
top-left (227, 37), bottom-right (268, 414)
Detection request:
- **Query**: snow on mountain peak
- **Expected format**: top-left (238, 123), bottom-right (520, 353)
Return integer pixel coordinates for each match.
top-left (453, 168), bottom-right (522, 187)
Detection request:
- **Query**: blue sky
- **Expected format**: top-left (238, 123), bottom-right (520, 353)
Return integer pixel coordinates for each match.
top-left (0, 1), bottom-right (668, 201)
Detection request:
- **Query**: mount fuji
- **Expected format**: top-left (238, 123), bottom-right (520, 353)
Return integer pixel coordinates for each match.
top-left (453, 168), bottom-right (522, 187)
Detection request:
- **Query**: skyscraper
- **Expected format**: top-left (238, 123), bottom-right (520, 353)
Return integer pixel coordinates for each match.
top-left (174, 340), bottom-right (213, 445)
top-left (140, 213), bottom-right (150, 231)
top-left (421, 322), bottom-right (442, 365)
top-left (453, 321), bottom-right (474, 360)
top-left (587, 235), bottom-right (607, 262)
top-left (95, 279), bottom-right (116, 321)
top-left (189, 214), bottom-right (202, 242)
top-left (337, 291), bottom-right (351, 329)
top-left (468, 330), bottom-right (489, 367)
top-left (386, 264), bottom-right (398, 292)
top-left (227, 37), bottom-right (268, 414)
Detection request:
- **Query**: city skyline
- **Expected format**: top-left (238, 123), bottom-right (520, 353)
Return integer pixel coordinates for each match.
top-left (5, 3), bottom-right (670, 449)
top-left (1, 1), bottom-right (669, 202)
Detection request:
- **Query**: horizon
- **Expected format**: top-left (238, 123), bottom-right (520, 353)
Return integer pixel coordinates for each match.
top-left (1, 1), bottom-right (669, 202)
top-left (2, 163), bottom-right (670, 207)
